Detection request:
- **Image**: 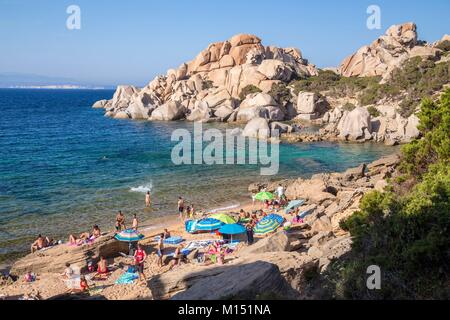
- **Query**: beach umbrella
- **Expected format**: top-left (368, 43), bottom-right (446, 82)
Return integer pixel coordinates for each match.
top-left (219, 223), bottom-right (246, 235)
top-left (195, 218), bottom-right (224, 232)
top-left (261, 213), bottom-right (284, 224)
top-left (254, 191), bottom-right (274, 201)
top-left (210, 213), bottom-right (236, 224)
top-left (219, 223), bottom-right (246, 243)
top-left (115, 229), bottom-right (144, 242)
top-left (114, 229), bottom-right (144, 254)
top-left (254, 218), bottom-right (282, 235)
top-left (284, 199), bottom-right (305, 213)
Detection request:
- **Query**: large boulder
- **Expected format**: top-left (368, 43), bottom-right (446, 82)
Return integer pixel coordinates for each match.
top-left (10, 234), bottom-right (129, 276)
top-left (242, 117), bottom-right (271, 139)
top-left (337, 107), bottom-right (372, 141)
top-left (92, 100), bottom-right (108, 109)
top-left (186, 102), bottom-right (212, 122)
top-left (257, 59), bottom-right (293, 81)
top-left (338, 22), bottom-right (420, 78)
top-left (150, 101), bottom-right (186, 121)
top-left (240, 231), bottom-right (290, 255)
top-left (296, 92), bottom-right (318, 114)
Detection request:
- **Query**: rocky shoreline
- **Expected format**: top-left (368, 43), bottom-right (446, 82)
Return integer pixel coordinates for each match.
top-left (0, 154), bottom-right (400, 300)
top-left (92, 23), bottom-right (449, 146)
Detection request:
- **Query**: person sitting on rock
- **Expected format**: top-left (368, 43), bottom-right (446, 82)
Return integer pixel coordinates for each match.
top-left (61, 262), bottom-right (74, 280)
top-left (31, 234), bottom-right (47, 253)
top-left (93, 256), bottom-right (109, 280)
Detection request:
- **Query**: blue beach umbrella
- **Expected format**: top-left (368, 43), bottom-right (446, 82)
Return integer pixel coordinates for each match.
top-left (254, 218), bottom-right (282, 235)
top-left (219, 223), bottom-right (246, 235)
top-left (195, 218), bottom-right (224, 232)
top-left (219, 223), bottom-right (246, 243)
top-left (261, 214), bottom-right (284, 224)
top-left (284, 199), bottom-right (305, 213)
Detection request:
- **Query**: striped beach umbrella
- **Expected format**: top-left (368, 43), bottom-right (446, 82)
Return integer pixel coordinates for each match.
top-left (195, 218), bottom-right (224, 232)
top-left (254, 218), bottom-right (282, 235)
top-left (261, 214), bottom-right (284, 224)
top-left (114, 229), bottom-right (144, 242)
top-left (254, 191), bottom-right (274, 201)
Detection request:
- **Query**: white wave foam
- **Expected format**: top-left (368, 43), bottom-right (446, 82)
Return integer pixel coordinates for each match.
top-left (130, 182), bottom-right (153, 193)
top-left (209, 203), bottom-right (240, 213)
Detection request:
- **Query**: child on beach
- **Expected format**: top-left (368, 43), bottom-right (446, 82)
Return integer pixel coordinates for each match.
top-left (61, 263), bottom-right (74, 280)
top-left (132, 214), bottom-right (139, 231)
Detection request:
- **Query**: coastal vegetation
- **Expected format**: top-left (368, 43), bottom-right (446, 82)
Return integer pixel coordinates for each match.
top-left (239, 85), bottom-right (262, 101)
top-left (322, 89), bottom-right (450, 299)
top-left (290, 57), bottom-right (450, 118)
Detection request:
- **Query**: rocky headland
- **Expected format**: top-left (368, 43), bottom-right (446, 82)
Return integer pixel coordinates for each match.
top-left (93, 22), bottom-right (450, 145)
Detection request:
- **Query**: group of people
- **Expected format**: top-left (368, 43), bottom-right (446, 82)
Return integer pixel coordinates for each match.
top-left (115, 211), bottom-right (139, 232)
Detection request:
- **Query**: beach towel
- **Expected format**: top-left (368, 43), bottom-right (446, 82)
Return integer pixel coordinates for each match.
top-left (184, 240), bottom-right (214, 251)
top-left (164, 236), bottom-right (184, 245)
top-left (115, 272), bottom-right (139, 285)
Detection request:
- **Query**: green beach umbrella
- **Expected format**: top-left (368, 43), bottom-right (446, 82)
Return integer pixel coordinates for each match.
top-left (254, 191), bottom-right (274, 201)
top-left (210, 213), bottom-right (236, 224)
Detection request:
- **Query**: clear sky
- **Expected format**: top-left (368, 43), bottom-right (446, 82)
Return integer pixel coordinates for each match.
top-left (1, 0), bottom-right (449, 86)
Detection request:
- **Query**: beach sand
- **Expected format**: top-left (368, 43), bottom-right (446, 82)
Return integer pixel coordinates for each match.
top-left (0, 200), bottom-right (265, 300)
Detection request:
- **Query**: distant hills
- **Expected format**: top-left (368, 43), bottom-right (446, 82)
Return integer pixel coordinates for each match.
top-left (0, 72), bottom-right (113, 89)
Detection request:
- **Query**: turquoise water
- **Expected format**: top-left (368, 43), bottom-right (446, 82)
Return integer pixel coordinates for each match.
top-left (0, 89), bottom-right (398, 261)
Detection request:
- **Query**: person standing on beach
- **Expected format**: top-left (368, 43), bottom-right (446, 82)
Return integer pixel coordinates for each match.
top-left (177, 197), bottom-right (185, 219)
top-left (145, 191), bottom-right (151, 208)
top-left (132, 214), bottom-right (139, 231)
top-left (276, 184), bottom-right (284, 200)
top-left (134, 244), bottom-right (147, 284)
top-left (156, 234), bottom-right (164, 267)
top-left (115, 211), bottom-right (125, 232)
top-left (246, 219), bottom-right (255, 245)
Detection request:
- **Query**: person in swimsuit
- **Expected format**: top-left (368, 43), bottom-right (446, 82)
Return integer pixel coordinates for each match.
top-left (61, 262), bottom-right (74, 279)
top-left (145, 191), bottom-right (151, 208)
top-left (162, 228), bottom-right (171, 239)
top-left (134, 244), bottom-right (147, 283)
top-left (115, 211), bottom-right (125, 232)
top-left (31, 234), bottom-right (46, 253)
top-left (132, 214), bottom-right (139, 231)
top-left (169, 246), bottom-right (182, 270)
top-left (177, 197), bottom-right (184, 219)
top-left (156, 234), bottom-right (164, 267)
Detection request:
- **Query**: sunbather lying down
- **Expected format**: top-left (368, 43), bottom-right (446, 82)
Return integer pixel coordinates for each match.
top-left (68, 225), bottom-right (102, 245)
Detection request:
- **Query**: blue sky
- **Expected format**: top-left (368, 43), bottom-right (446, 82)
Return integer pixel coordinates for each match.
top-left (0, 0), bottom-right (449, 86)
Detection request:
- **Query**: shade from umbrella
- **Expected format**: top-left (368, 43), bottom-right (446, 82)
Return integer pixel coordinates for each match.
top-left (114, 229), bottom-right (144, 242)
top-left (284, 199), bottom-right (305, 213)
top-left (210, 213), bottom-right (236, 224)
top-left (254, 219), bottom-right (281, 235)
top-left (195, 218), bottom-right (224, 231)
top-left (219, 223), bottom-right (246, 235)
top-left (254, 191), bottom-right (274, 201)
top-left (261, 214), bottom-right (284, 224)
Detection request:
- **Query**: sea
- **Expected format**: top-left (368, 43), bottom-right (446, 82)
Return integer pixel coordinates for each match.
top-left (0, 88), bottom-right (398, 263)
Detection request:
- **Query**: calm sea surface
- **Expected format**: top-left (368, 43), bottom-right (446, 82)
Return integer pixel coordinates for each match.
top-left (0, 89), bottom-right (398, 262)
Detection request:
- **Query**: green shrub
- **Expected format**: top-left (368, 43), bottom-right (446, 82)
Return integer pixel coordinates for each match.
top-left (342, 102), bottom-right (356, 111)
top-left (436, 40), bottom-right (450, 52)
top-left (268, 82), bottom-right (291, 105)
top-left (202, 80), bottom-right (214, 90)
top-left (367, 106), bottom-right (381, 117)
top-left (239, 85), bottom-right (262, 101)
top-left (324, 89), bottom-right (450, 299)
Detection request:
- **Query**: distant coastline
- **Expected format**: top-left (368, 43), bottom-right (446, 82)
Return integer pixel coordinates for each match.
top-left (0, 85), bottom-right (113, 90)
